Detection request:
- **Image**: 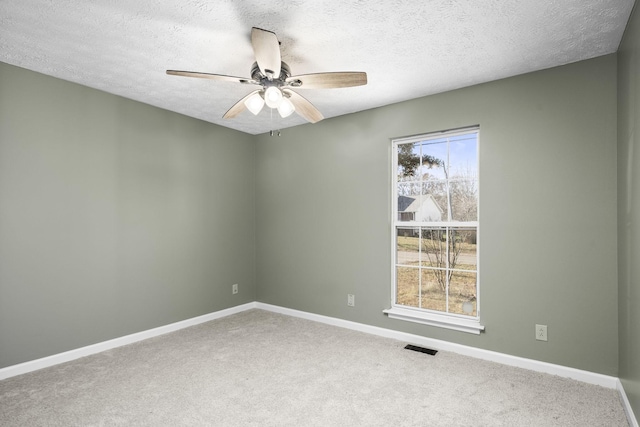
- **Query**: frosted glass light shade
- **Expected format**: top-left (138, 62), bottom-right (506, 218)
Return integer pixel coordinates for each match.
top-left (277, 97), bottom-right (295, 118)
top-left (244, 92), bottom-right (265, 115)
top-left (264, 86), bottom-right (283, 108)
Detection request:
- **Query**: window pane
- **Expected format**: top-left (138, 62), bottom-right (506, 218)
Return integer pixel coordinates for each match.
top-left (448, 271), bottom-right (477, 316)
top-left (398, 194), bottom-right (444, 222)
top-left (420, 269), bottom-right (446, 312)
top-left (448, 133), bottom-right (478, 179)
top-left (423, 181), bottom-right (448, 222)
top-left (397, 193), bottom-right (419, 222)
top-left (420, 227), bottom-right (447, 268)
top-left (420, 140), bottom-right (447, 180)
top-left (449, 180), bottom-right (478, 221)
top-left (397, 180), bottom-right (421, 197)
top-left (397, 142), bottom-right (422, 180)
top-left (450, 228), bottom-right (477, 271)
top-left (397, 182), bottom-right (409, 197)
top-left (396, 266), bottom-right (419, 307)
top-left (396, 228), bottom-right (419, 265)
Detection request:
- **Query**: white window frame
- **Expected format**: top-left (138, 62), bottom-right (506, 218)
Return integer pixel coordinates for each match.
top-left (384, 126), bottom-right (484, 334)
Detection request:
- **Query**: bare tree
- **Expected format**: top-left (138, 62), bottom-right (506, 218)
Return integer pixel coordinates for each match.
top-left (420, 165), bottom-right (477, 292)
top-left (421, 228), bottom-right (474, 291)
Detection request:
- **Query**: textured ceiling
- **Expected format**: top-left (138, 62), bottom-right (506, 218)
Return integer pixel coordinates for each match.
top-left (0, 0), bottom-right (635, 135)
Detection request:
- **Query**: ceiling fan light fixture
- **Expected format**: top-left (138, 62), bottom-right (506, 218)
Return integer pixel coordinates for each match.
top-left (277, 96), bottom-right (295, 118)
top-left (167, 28), bottom-right (367, 124)
top-left (264, 86), bottom-right (283, 108)
top-left (245, 91), bottom-right (265, 115)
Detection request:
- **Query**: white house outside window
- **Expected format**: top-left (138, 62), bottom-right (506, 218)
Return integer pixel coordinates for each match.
top-left (385, 126), bottom-right (483, 334)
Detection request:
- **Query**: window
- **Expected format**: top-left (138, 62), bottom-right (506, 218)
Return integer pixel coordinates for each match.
top-left (385, 127), bottom-right (483, 334)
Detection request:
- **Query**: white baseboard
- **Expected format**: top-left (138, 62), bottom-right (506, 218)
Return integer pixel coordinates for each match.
top-left (1, 301), bottom-right (637, 427)
top-left (256, 303), bottom-right (619, 388)
top-left (618, 379), bottom-right (640, 427)
top-left (0, 302), bottom-right (257, 381)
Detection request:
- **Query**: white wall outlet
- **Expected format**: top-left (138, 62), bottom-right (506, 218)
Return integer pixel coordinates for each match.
top-left (347, 294), bottom-right (355, 307)
top-left (232, 284), bottom-right (238, 295)
top-left (536, 324), bottom-right (547, 341)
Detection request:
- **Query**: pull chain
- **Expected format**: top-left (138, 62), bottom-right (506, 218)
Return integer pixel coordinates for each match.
top-left (269, 107), bottom-right (281, 136)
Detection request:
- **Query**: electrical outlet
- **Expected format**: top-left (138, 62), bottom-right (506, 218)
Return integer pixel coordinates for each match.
top-left (232, 284), bottom-right (238, 295)
top-left (536, 324), bottom-right (547, 341)
top-left (347, 294), bottom-right (355, 307)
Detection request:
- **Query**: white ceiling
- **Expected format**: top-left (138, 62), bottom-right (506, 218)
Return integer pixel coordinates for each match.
top-left (0, 1), bottom-right (635, 135)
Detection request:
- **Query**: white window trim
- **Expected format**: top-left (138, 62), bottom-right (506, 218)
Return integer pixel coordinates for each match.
top-left (386, 126), bottom-right (484, 335)
top-left (383, 306), bottom-right (484, 335)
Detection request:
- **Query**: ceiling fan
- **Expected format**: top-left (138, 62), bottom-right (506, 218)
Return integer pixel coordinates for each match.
top-left (166, 27), bottom-right (367, 124)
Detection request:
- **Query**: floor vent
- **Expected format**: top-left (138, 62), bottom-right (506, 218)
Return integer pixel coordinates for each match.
top-left (404, 344), bottom-right (438, 356)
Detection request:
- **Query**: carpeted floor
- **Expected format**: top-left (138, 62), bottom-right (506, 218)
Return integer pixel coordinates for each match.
top-left (0, 309), bottom-right (630, 426)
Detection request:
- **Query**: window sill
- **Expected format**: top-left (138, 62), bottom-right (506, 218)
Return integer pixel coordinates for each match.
top-left (383, 306), bottom-right (485, 335)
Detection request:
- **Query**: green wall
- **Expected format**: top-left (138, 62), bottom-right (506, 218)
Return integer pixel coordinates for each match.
top-left (618, 3), bottom-right (640, 419)
top-left (0, 63), bottom-right (256, 368)
top-left (256, 55), bottom-right (619, 376)
top-left (0, 54), bottom-right (622, 380)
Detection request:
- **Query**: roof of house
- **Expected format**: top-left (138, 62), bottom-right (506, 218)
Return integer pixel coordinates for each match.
top-left (397, 194), bottom-right (444, 214)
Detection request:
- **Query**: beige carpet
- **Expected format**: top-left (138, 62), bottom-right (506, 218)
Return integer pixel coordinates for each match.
top-left (0, 309), bottom-right (629, 426)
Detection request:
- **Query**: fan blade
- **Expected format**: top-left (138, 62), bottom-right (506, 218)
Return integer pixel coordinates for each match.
top-left (223, 90), bottom-right (262, 119)
top-left (166, 70), bottom-right (258, 85)
top-left (286, 72), bottom-right (367, 89)
top-left (251, 27), bottom-right (281, 78)
top-left (282, 89), bottom-right (324, 123)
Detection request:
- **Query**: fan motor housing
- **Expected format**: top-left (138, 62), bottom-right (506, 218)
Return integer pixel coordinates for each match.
top-left (251, 61), bottom-right (292, 87)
